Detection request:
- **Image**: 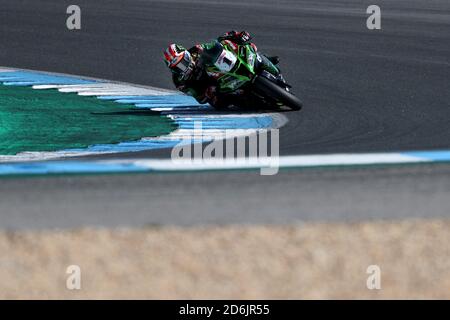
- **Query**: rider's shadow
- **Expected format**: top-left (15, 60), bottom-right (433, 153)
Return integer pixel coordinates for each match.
top-left (90, 105), bottom-right (289, 118)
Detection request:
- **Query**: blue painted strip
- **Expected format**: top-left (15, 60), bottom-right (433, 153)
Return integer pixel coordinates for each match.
top-left (97, 95), bottom-right (176, 100)
top-left (97, 94), bottom-right (200, 102)
top-left (97, 94), bottom-right (210, 109)
top-left (64, 138), bottom-right (210, 153)
top-left (115, 95), bottom-right (203, 104)
top-left (135, 104), bottom-right (212, 109)
top-left (175, 116), bottom-right (273, 129)
top-left (64, 139), bottom-right (184, 153)
top-left (403, 150), bottom-right (450, 162)
top-left (0, 71), bottom-right (95, 85)
top-left (3, 149), bottom-right (450, 176)
top-left (0, 161), bottom-right (147, 175)
top-left (116, 99), bottom-right (197, 104)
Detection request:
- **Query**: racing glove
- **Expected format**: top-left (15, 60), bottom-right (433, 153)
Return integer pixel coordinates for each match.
top-left (218, 30), bottom-right (252, 45)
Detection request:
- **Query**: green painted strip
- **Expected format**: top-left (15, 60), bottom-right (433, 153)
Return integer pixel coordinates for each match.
top-left (0, 84), bottom-right (176, 155)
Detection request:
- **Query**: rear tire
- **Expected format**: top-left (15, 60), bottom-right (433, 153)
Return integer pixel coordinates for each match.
top-left (253, 76), bottom-right (303, 111)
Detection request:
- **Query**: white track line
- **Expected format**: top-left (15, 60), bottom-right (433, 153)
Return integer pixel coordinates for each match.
top-left (128, 153), bottom-right (427, 171)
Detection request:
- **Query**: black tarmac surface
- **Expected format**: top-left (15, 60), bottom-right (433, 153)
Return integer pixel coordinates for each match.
top-left (0, 0), bottom-right (449, 229)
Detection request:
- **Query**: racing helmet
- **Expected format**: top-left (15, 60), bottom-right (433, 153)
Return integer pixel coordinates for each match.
top-left (163, 44), bottom-right (194, 79)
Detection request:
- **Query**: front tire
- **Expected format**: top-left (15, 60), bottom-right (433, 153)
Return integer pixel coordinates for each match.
top-left (253, 76), bottom-right (303, 111)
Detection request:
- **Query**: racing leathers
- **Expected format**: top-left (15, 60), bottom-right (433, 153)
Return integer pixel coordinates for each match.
top-left (171, 30), bottom-right (279, 109)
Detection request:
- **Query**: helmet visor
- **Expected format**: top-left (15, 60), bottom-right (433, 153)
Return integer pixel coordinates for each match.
top-left (173, 51), bottom-right (192, 74)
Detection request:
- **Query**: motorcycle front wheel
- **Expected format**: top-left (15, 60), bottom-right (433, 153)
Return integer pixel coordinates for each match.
top-left (252, 76), bottom-right (303, 111)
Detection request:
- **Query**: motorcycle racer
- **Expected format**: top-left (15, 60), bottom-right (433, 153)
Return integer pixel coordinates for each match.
top-left (163, 30), bottom-right (280, 109)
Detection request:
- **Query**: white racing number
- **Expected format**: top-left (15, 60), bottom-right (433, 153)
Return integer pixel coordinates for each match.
top-left (214, 50), bottom-right (237, 72)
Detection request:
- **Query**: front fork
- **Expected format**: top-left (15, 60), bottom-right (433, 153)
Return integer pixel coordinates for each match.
top-left (256, 55), bottom-right (290, 91)
top-left (256, 53), bottom-right (280, 76)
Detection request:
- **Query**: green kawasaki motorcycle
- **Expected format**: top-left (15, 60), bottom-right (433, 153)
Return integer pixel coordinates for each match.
top-left (201, 40), bottom-right (303, 111)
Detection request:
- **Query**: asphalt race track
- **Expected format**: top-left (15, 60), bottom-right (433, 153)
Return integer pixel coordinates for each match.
top-left (0, 0), bottom-right (449, 229)
top-left (1, 164), bottom-right (450, 229)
